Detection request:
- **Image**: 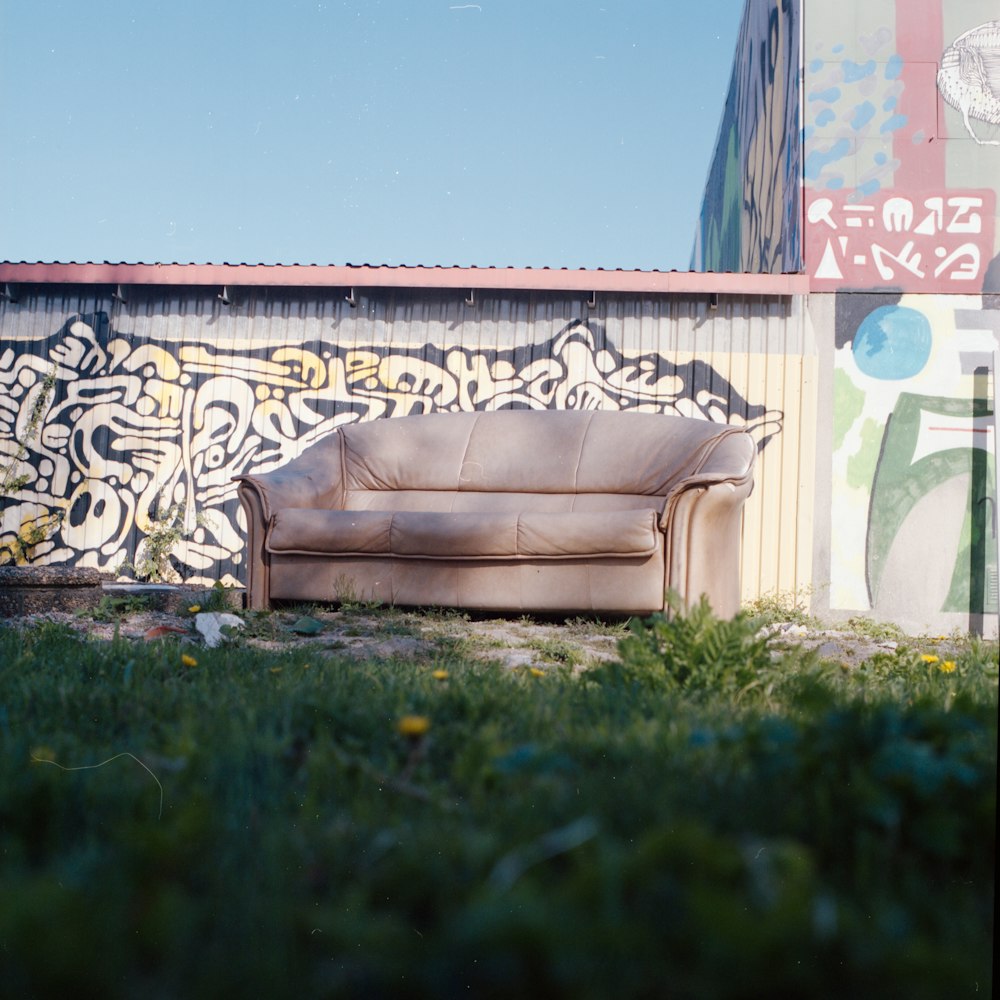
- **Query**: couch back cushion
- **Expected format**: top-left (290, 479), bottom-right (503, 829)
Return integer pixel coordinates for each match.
top-left (343, 489), bottom-right (664, 514)
top-left (340, 410), bottom-right (743, 497)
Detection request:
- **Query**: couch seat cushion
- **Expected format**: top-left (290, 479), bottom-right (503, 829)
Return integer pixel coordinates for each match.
top-left (266, 507), bottom-right (660, 560)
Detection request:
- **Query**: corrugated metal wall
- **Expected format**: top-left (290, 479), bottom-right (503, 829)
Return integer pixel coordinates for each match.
top-left (0, 286), bottom-right (816, 604)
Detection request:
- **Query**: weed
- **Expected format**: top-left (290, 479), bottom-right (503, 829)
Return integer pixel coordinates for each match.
top-left (843, 615), bottom-right (908, 643)
top-left (0, 365), bottom-right (65, 564)
top-left (82, 593), bottom-right (152, 622)
top-left (118, 493), bottom-right (207, 583)
top-left (237, 609), bottom-right (284, 641)
top-left (615, 593), bottom-right (773, 694)
top-left (0, 367), bottom-right (56, 496)
top-left (744, 587), bottom-right (820, 628)
top-left (331, 572), bottom-right (386, 611)
top-left (526, 637), bottom-right (585, 667)
top-left (193, 580), bottom-right (240, 613)
top-left (422, 606), bottom-right (472, 624)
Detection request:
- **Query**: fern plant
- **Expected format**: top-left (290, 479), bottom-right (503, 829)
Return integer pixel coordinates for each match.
top-left (616, 593), bottom-right (773, 695)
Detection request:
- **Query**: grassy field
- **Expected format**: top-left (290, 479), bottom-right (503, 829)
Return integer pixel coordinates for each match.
top-left (1, 602), bottom-right (996, 998)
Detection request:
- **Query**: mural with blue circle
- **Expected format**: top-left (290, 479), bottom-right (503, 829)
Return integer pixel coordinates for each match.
top-left (851, 305), bottom-right (932, 380)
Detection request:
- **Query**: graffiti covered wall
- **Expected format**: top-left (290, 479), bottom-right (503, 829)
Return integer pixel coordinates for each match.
top-left (692, 0), bottom-right (801, 274)
top-left (0, 288), bottom-right (816, 602)
top-left (804, 0), bottom-right (1000, 631)
top-left (804, 0), bottom-right (1000, 293)
top-left (828, 292), bottom-right (997, 624)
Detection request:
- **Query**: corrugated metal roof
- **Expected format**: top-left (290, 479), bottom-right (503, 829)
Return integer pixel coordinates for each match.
top-left (0, 261), bottom-right (810, 295)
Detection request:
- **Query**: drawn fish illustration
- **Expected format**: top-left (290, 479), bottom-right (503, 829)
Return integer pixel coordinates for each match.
top-left (937, 20), bottom-right (1000, 145)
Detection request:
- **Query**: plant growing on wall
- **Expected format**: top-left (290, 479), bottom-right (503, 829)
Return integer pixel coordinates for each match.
top-left (121, 494), bottom-right (207, 583)
top-left (0, 367), bottom-right (64, 565)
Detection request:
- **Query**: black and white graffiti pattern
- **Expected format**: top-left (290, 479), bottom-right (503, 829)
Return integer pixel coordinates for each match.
top-left (0, 315), bottom-right (782, 583)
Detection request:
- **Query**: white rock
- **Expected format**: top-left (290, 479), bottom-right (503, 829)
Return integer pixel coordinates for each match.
top-left (195, 611), bottom-right (244, 648)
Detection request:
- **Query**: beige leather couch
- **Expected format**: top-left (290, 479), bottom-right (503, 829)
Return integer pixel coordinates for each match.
top-left (234, 409), bottom-right (755, 616)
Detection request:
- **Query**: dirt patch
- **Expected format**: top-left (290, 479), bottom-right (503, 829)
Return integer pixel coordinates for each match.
top-left (0, 588), bottom-right (626, 672)
top-left (0, 586), bottom-right (972, 669)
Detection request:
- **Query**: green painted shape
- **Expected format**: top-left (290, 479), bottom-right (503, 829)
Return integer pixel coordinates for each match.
top-left (845, 418), bottom-right (882, 490)
top-left (867, 393), bottom-right (996, 614)
top-left (704, 122), bottom-right (743, 271)
top-left (720, 124), bottom-right (741, 257)
top-left (832, 368), bottom-right (865, 453)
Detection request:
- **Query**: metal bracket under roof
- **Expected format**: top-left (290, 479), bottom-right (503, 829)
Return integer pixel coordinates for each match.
top-left (586, 290), bottom-right (597, 309)
top-left (709, 292), bottom-right (719, 310)
top-left (1, 283), bottom-right (18, 302)
top-left (465, 289), bottom-right (476, 307)
top-left (218, 286), bottom-right (233, 306)
top-left (112, 284), bottom-right (127, 303)
top-left (345, 288), bottom-right (357, 308)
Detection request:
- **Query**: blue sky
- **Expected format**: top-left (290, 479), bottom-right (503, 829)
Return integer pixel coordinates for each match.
top-left (0, 0), bottom-right (744, 270)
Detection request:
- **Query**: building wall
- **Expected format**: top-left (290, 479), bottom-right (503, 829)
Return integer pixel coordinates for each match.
top-left (0, 287), bottom-right (816, 604)
top-left (692, 0), bottom-right (998, 632)
top-left (692, 0), bottom-right (801, 273)
top-left (803, 0), bottom-right (999, 632)
top-left (803, 0), bottom-right (999, 291)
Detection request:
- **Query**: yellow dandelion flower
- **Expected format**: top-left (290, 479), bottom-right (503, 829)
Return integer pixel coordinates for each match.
top-left (188, 604), bottom-right (201, 613)
top-left (270, 667), bottom-right (283, 674)
top-left (939, 660), bottom-right (957, 673)
top-left (529, 667), bottom-right (546, 677)
top-left (397, 715), bottom-right (431, 737)
top-left (920, 654), bottom-right (939, 664)
top-left (432, 669), bottom-right (449, 681)
top-left (181, 653), bottom-right (198, 668)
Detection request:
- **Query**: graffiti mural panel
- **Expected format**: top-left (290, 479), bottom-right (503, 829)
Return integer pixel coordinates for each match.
top-left (1, 309), bottom-right (792, 588)
top-left (808, 189), bottom-right (996, 291)
top-left (830, 292), bottom-right (998, 620)
top-left (802, 0), bottom-right (1000, 292)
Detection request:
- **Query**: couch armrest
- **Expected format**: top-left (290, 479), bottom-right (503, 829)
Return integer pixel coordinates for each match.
top-left (233, 431), bottom-right (345, 609)
top-left (658, 430), bottom-right (755, 530)
top-left (234, 431), bottom-right (346, 521)
top-left (659, 430), bottom-right (756, 617)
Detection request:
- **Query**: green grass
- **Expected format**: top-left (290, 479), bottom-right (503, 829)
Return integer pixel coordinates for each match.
top-left (0, 611), bottom-right (996, 999)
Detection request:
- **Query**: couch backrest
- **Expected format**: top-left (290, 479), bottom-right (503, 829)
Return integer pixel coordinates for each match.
top-left (340, 409), bottom-right (751, 496)
top-left (342, 489), bottom-right (666, 514)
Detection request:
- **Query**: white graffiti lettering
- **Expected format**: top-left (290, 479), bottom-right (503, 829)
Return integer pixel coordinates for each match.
top-left (872, 240), bottom-right (925, 281)
top-left (806, 189), bottom-right (994, 290)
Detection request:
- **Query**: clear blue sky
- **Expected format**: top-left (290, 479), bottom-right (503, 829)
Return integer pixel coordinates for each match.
top-left (1, 0), bottom-right (744, 271)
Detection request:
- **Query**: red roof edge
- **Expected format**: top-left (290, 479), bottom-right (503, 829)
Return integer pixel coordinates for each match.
top-left (0, 262), bottom-right (809, 295)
